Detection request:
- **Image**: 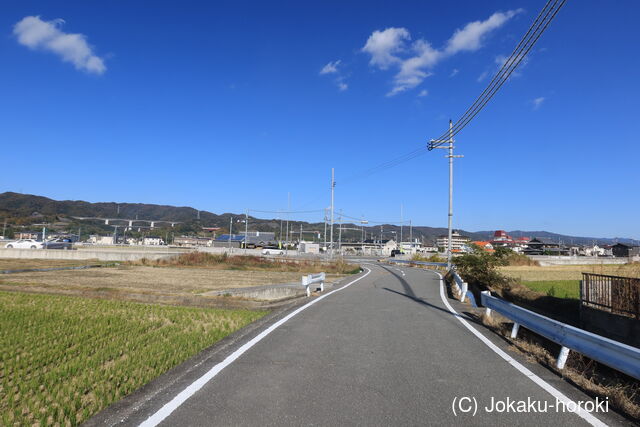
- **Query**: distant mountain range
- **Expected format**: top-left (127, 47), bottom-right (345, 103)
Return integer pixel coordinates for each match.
top-left (0, 192), bottom-right (636, 246)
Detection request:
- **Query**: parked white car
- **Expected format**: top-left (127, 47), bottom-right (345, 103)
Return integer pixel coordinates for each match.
top-left (5, 239), bottom-right (44, 249)
top-left (261, 247), bottom-right (284, 255)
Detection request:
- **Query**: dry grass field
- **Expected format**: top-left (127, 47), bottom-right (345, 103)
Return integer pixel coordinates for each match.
top-left (0, 265), bottom-right (321, 295)
top-left (0, 254), bottom-right (356, 307)
top-left (500, 263), bottom-right (640, 282)
top-left (0, 259), bottom-right (109, 271)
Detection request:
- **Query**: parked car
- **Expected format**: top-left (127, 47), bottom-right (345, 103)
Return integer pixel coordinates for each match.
top-left (44, 238), bottom-right (73, 250)
top-left (262, 247), bottom-right (284, 255)
top-left (4, 239), bottom-right (44, 249)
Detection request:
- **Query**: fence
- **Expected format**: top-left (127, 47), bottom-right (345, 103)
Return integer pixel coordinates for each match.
top-left (581, 273), bottom-right (640, 319)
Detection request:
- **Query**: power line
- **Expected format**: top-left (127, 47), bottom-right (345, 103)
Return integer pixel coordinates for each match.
top-left (429, 0), bottom-right (567, 148)
top-left (340, 147), bottom-right (428, 185)
top-left (248, 208), bottom-right (324, 214)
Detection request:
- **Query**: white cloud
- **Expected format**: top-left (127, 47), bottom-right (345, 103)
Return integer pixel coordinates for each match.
top-left (450, 68), bottom-right (459, 77)
top-left (477, 70), bottom-right (489, 82)
top-left (362, 10), bottom-right (521, 95)
top-left (361, 27), bottom-right (410, 70)
top-left (445, 9), bottom-right (523, 55)
top-left (319, 59), bottom-right (349, 91)
top-left (320, 60), bottom-right (341, 75)
top-left (532, 97), bottom-right (545, 109)
top-left (13, 16), bottom-right (106, 74)
top-left (418, 89), bottom-right (428, 97)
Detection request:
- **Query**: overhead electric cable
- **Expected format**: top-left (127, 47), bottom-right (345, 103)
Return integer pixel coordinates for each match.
top-left (429, 0), bottom-right (567, 148)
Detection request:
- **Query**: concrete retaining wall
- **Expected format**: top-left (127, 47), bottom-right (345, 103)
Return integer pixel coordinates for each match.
top-left (0, 248), bottom-right (184, 262)
top-left (529, 256), bottom-right (629, 266)
top-left (581, 306), bottom-right (640, 348)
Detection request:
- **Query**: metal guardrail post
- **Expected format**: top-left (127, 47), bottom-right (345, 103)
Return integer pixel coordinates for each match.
top-left (481, 291), bottom-right (492, 317)
top-left (510, 323), bottom-right (520, 339)
top-left (460, 281), bottom-right (468, 303)
top-left (557, 346), bottom-right (571, 370)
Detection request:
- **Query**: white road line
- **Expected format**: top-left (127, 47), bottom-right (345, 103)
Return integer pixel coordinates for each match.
top-left (430, 270), bottom-right (606, 427)
top-left (139, 267), bottom-right (372, 427)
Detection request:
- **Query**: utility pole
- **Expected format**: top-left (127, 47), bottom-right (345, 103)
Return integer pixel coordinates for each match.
top-left (338, 209), bottom-right (343, 254)
top-left (228, 216), bottom-right (233, 252)
top-left (330, 168), bottom-right (335, 259)
top-left (430, 119), bottom-right (463, 270)
top-left (323, 208), bottom-right (328, 251)
top-left (286, 193), bottom-right (290, 247)
top-left (400, 204), bottom-right (403, 251)
top-left (409, 220), bottom-right (413, 245)
top-left (299, 223), bottom-right (303, 242)
top-left (2, 219), bottom-right (6, 239)
top-left (244, 210), bottom-right (249, 253)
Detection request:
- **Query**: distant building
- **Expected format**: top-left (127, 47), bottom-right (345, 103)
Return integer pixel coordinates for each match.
top-left (611, 243), bottom-right (640, 258)
top-left (14, 231), bottom-right (42, 240)
top-left (174, 236), bottom-right (212, 247)
top-left (436, 231), bottom-right (470, 252)
top-left (524, 237), bottom-right (569, 255)
top-left (299, 241), bottom-right (320, 254)
top-left (490, 230), bottom-right (531, 248)
top-left (214, 232), bottom-right (276, 248)
top-left (89, 235), bottom-right (115, 245)
top-left (471, 241), bottom-right (494, 252)
top-left (143, 236), bottom-right (164, 246)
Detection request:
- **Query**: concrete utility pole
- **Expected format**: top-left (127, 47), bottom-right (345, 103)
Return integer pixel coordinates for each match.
top-left (229, 216), bottom-right (233, 251)
top-left (323, 208), bottom-right (328, 250)
top-left (286, 193), bottom-right (290, 246)
top-left (430, 120), bottom-right (463, 269)
top-left (400, 204), bottom-right (403, 250)
top-left (330, 168), bottom-right (335, 259)
top-left (409, 220), bottom-right (413, 245)
top-left (338, 209), bottom-right (343, 253)
top-left (244, 210), bottom-right (249, 253)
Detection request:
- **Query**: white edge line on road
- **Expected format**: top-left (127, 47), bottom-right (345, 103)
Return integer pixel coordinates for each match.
top-left (139, 267), bottom-right (372, 427)
top-left (431, 270), bottom-right (606, 427)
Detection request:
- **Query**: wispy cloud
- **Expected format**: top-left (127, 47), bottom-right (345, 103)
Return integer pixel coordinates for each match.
top-left (320, 60), bottom-right (341, 75)
top-left (362, 9), bottom-right (522, 96)
top-left (444, 9), bottom-right (523, 55)
top-left (418, 89), bottom-right (428, 97)
top-left (319, 59), bottom-right (349, 91)
top-left (13, 16), bottom-right (106, 74)
top-left (450, 68), bottom-right (459, 77)
top-left (532, 97), bottom-right (545, 110)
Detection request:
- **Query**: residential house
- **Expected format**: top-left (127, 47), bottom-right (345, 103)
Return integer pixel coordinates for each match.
top-left (611, 243), bottom-right (640, 258)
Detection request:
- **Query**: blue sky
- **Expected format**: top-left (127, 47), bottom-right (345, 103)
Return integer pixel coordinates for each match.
top-left (1, 1), bottom-right (638, 239)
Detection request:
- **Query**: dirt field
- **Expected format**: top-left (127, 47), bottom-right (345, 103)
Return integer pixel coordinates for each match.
top-left (500, 263), bottom-right (640, 281)
top-left (0, 264), bottom-right (346, 307)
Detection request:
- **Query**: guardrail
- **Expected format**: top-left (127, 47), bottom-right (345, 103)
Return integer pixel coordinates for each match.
top-left (302, 272), bottom-right (325, 297)
top-left (481, 291), bottom-right (640, 379)
top-left (388, 259), bottom-right (469, 302)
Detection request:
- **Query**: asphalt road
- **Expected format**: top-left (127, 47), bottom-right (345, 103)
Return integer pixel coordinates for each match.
top-left (92, 263), bottom-right (630, 426)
